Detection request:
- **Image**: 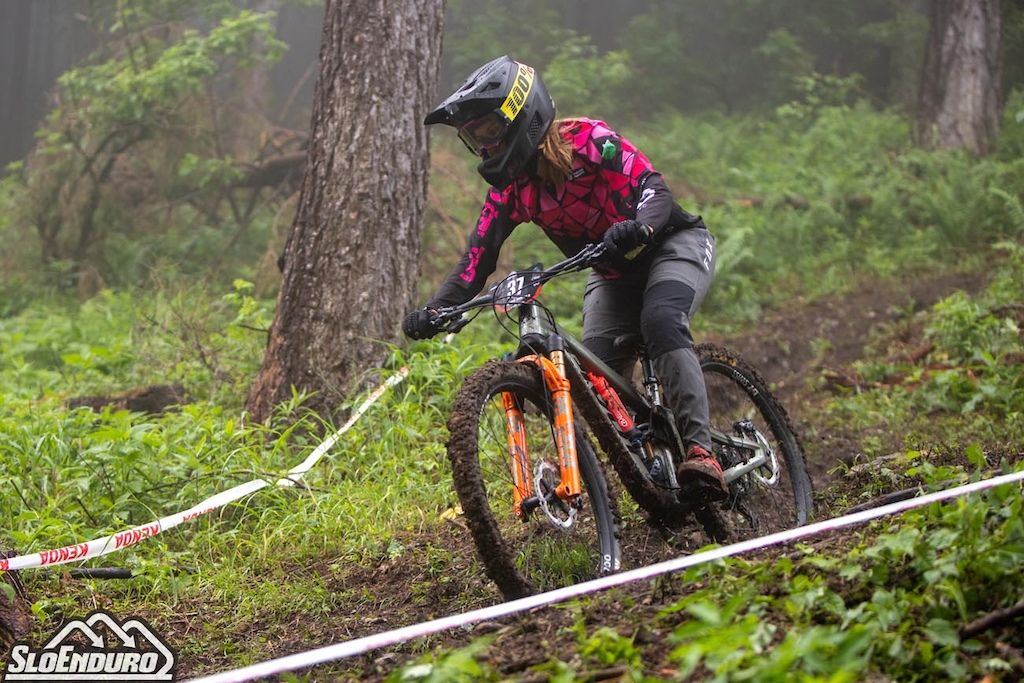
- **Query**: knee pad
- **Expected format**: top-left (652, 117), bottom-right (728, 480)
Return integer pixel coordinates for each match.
top-left (641, 280), bottom-right (696, 359)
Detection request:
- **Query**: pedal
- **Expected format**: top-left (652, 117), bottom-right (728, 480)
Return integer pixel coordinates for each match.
top-left (676, 477), bottom-right (729, 505)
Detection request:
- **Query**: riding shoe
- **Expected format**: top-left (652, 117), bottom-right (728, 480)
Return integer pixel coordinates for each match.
top-left (676, 445), bottom-right (729, 503)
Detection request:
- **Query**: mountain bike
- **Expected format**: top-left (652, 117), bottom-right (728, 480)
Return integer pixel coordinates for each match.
top-left (430, 242), bottom-right (813, 601)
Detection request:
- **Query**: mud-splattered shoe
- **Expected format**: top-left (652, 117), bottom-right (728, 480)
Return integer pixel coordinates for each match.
top-left (676, 445), bottom-right (729, 503)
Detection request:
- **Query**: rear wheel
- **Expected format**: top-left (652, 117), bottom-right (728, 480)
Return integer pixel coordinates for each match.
top-left (698, 343), bottom-right (813, 542)
top-left (447, 359), bottom-right (621, 601)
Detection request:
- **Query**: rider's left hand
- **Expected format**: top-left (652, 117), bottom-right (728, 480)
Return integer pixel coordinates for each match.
top-left (602, 220), bottom-right (653, 259)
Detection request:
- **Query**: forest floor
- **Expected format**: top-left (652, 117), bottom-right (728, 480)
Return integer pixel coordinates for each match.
top-left (168, 266), bottom-right (1002, 682)
top-left (5, 265), bottom-right (1006, 682)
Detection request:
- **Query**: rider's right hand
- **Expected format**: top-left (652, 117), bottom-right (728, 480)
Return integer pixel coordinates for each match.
top-left (402, 307), bottom-right (441, 340)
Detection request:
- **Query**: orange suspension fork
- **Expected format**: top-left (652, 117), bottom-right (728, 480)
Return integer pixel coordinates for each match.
top-left (502, 390), bottom-right (532, 518)
top-left (545, 347), bottom-right (582, 501)
top-left (513, 344), bottom-right (582, 502)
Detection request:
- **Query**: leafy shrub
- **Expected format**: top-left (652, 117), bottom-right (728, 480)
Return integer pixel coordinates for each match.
top-left (10, 7), bottom-right (285, 293)
top-left (542, 37), bottom-right (633, 122)
top-left (996, 87), bottom-right (1024, 161)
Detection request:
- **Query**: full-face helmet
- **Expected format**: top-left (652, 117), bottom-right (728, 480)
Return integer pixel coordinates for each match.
top-left (425, 56), bottom-right (555, 189)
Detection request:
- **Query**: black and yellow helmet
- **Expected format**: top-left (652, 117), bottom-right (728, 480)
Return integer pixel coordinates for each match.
top-left (425, 56), bottom-right (555, 189)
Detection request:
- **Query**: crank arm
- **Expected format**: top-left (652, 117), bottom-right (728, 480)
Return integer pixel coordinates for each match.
top-left (711, 427), bottom-right (775, 485)
top-left (721, 450), bottom-right (770, 484)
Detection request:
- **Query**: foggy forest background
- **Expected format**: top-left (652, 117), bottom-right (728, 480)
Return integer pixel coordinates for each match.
top-left (2, 3), bottom-right (1024, 680)
top-left (1, 0), bottom-right (1022, 307)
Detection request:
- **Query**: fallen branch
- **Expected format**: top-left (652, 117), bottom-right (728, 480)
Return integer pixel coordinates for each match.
top-left (235, 150), bottom-right (307, 188)
top-left (67, 383), bottom-right (187, 414)
top-left (844, 486), bottom-right (925, 514)
top-left (959, 599), bottom-right (1024, 639)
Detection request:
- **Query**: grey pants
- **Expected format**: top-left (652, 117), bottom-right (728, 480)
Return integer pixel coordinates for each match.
top-left (582, 227), bottom-right (717, 451)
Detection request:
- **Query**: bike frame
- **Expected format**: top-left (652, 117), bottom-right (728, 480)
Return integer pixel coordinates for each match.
top-left (510, 302), bottom-right (775, 490)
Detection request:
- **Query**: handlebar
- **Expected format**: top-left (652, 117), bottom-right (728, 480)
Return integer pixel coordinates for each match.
top-left (432, 242), bottom-right (609, 334)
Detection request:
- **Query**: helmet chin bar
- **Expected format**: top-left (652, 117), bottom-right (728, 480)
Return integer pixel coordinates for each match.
top-left (478, 146), bottom-right (521, 190)
top-left (477, 115), bottom-right (549, 190)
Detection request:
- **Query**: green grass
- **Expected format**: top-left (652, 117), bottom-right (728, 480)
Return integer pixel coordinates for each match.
top-left (2, 102), bottom-right (1023, 680)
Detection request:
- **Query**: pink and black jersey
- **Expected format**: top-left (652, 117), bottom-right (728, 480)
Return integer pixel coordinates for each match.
top-left (428, 118), bottom-right (702, 308)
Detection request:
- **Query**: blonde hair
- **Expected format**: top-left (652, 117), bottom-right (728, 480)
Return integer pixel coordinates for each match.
top-left (534, 118), bottom-right (575, 186)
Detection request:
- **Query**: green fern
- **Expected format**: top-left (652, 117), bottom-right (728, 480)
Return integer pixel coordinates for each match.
top-left (990, 186), bottom-right (1024, 234)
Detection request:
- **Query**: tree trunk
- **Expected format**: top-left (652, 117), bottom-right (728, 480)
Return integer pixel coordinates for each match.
top-left (245, 0), bottom-right (444, 423)
top-left (0, 0), bottom-right (88, 167)
top-left (917, 0), bottom-right (1002, 155)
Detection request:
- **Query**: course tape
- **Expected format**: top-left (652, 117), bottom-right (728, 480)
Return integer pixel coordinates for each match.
top-left (0, 368), bottom-right (409, 573)
top-left (186, 469), bottom-right (1024, 683)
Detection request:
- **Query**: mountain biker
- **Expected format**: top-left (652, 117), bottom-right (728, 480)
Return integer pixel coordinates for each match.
top-left (403, 56), bottom-right (726, 502)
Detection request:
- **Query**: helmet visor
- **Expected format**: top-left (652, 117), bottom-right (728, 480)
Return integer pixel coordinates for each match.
top-left (457, 112), bottom-right (509, 157)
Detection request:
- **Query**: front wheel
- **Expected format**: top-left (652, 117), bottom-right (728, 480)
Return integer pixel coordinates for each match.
top-left (698, 343), bottom-right (814, 542)
top-left (446, 359), bottom-right (621, 601)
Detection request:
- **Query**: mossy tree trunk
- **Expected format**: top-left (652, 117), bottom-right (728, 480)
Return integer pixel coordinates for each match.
top-left (917, 0), bottom-right (1002, 155)
top-left (245, 0), bottom-right (444, 422)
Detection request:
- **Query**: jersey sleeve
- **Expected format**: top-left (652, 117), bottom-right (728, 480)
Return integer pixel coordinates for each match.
top-left (633, 172), bottom-right (676, 231)
top-left (426, 187), bottom-right (520, 309)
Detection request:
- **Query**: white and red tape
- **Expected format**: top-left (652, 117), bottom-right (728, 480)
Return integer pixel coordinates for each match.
top-left (184, 468), bottom-right (1024, 683)
top-left (0, 368), bottom-right (408, 573)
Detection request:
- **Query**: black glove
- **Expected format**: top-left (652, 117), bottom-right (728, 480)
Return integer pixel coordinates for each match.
top-left (402, 308), bottom-right (440, 340)
top-left (602, 220), bottom-right (653, 259)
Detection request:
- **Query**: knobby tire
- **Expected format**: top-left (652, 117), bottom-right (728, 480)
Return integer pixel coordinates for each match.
top-left (697, 342), bottom-right (814, 541)
top-left (446, 359), bottom-right (622, 601)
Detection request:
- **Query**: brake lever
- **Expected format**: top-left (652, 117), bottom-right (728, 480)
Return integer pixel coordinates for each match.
top-left (578, 242), bottom-right (608, 269)
top-left (442, 315), bottom-right (471, 334)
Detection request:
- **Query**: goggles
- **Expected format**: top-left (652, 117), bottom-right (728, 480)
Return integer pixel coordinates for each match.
top-left (457, 112), bottom-right (509, 157)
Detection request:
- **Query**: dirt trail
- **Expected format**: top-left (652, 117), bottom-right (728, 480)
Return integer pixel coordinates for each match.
top-left (171, 268), bottom-right (994, 681)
